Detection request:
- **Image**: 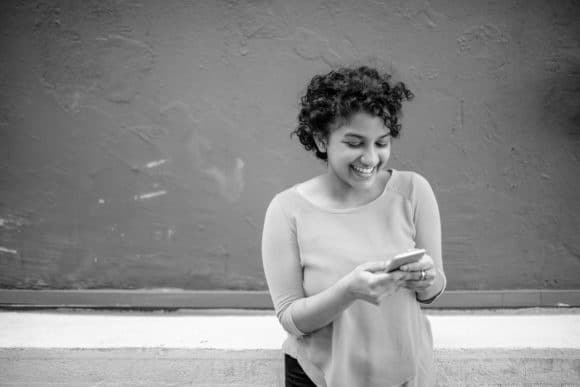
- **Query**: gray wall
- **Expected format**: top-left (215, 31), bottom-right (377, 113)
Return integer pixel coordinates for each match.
top-left (0, 0), bottom-right (578, 291)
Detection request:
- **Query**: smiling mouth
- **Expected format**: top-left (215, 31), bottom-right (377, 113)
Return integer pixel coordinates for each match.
top-left (351, 165), bottom-right (375, 177)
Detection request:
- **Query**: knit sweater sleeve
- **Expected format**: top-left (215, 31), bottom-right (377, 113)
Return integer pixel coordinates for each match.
top-left (411, 173), bottom-right (447, 304)
top-left (261, 195), bottom-right (307, 337)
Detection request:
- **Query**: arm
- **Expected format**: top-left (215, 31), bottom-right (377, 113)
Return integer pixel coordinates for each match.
top-left (412, 174), bottom-right (447, 303)
top-left (261, 197), bottom-right (356, 336)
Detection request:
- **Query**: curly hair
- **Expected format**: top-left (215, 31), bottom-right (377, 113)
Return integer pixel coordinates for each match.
top-left (291, 66), bottom-right (413, 160)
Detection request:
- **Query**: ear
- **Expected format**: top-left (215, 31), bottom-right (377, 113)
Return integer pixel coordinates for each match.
top-left (313, 135), bottom-right (327, 153)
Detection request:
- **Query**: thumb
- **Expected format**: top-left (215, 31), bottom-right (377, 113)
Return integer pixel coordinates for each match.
top-left (359, 260), bottom-right (388, 273)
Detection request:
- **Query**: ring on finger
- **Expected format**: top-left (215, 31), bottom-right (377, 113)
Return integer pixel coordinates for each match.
top-left (420, 270), bottom-right (426, 281)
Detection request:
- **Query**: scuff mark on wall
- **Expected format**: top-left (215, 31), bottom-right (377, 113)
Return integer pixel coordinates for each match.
top-left (98, 34), bottom-right (154, 103)
top-left (40, 27), bottom-right (154, 111)
top-left (159, 100), bottom-right (246, 202)
top-left (410, 63), bottom-right (441, 81)
top-left (153, 227), bottom-right (175, 242)
top-left (203, 158), bottom-right (245, 203)
top-left (0, 215), bottom-right (31, 231)
top-left (145, 159), bottom-right (167, 168)
top-left (291, 27), bottom-right (342, 67)
top-left (127, 126), bottom-right (169, 146)
top-left (395, 3), bottom-right (443, 29)
top-left (159, 101), bottom-right (201, 164)
top-left (0, 247), bottom-right (18, 255)
top-left (69, 91), bottom-right (82, 113)
top-left (237, 1), bottom-right (292, 41)
top-left (244, 216), bottom-right (257, 229)
top-left (456, 23), bottom-right (509, 77)
top-left (133, 190), bottom-right (167, 200)
top-left (457, 24), bottom-right (508, 54)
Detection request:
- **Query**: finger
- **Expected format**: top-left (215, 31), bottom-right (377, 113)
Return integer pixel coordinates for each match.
top-left (401, 281), bottom-right (432, 290)
top-left (361, 260), bottom-right (390, 273)
top-left (400, 269), bottom-right (436, 282)
top-left (422, 268), bottom-right (436, 281)
top-left (370, 272), bottom-right (391, 282)
top-left (400, 261), bottom-right (433, 271)
top-left (400, 257), bottom-right (434, 272)
top-left (385, 271), bottom-right (406, 281)
top-left (396, 271), bottom-right (423, 281)
top-left (399, 262), bottom-right (418, 272)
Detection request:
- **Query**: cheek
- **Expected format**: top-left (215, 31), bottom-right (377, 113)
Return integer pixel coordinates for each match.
top-left (332, 155), bottom-right (354, 169)
top-left (379, 148), bottom-right (391, 161)
top-left (329, 149), bottom-right (357, 163)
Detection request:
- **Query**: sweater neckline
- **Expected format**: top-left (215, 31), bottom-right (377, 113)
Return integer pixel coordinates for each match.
top-left (293, 169), bottom-right (396, 213)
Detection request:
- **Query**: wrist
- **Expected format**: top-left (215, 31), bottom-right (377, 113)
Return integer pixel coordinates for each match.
top-left (338, 274), bottom-right (357, 304)
top-left (416, 269), bottom-right (445, 302)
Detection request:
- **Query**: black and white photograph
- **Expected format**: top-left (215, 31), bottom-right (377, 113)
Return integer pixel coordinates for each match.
top-left (0, 0), bottom-right (579, 385)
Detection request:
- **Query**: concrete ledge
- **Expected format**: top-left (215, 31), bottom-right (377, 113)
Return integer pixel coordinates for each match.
top-left (0, 349), bottom-right (285, 387)
top-left (1, 348), bottom-right (579, 386)
top-left (1, 289), bottom-right (579, 308)
top-left (1, 309), bottom-right (579, 386)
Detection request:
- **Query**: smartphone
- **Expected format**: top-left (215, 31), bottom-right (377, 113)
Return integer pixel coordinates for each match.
top-left (385, 249), bottom-right (426, 272)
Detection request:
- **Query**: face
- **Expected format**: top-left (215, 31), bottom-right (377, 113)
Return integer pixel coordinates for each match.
top-left (315, 112), bottom-right (391, 192)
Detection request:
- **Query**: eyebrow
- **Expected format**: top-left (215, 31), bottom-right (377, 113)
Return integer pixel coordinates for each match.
top-left (343, 133), bottom-right (391, 140)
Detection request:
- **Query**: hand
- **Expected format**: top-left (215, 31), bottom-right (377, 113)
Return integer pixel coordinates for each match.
top-left (344, 261), bottom-right (407, 306)
top-left (397, 253), bottom-right (437, 291)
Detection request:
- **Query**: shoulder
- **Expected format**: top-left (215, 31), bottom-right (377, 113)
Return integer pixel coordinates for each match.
top-left (271, 174), bottom-right (326, 207)
top-left (294, 175), bottom-right (324, 199)
top-left (265, 182), bottom-right (306, 216)
top-left (264, 182), bottom-right (313, 232)
top-left (388, 170), bottom-right (434, 200)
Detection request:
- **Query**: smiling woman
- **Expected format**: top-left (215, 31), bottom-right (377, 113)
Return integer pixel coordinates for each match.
top-left (262, 66), bottom-right (446, 386)
top-left (309, 113), bottom-right (393, 208)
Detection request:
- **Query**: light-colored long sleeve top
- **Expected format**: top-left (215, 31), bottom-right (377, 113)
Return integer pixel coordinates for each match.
top-left (261, 169), bottom-right (446, 387)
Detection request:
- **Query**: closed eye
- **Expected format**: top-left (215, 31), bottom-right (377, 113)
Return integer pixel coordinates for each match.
top-left (343, 137), bottom-right (390, 148)
top-left (344, 142), bottom-right (362, 148)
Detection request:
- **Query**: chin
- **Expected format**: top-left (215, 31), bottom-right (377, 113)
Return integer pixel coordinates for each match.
top-left (349, 174), bottom-right (377, 188)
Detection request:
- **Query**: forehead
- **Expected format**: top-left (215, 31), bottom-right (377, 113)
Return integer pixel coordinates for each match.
top-left (332, 112), bottom-right (389, 137)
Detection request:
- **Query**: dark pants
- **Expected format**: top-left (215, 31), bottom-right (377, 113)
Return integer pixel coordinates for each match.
top-left (285, 354), bottom-right (317, 387)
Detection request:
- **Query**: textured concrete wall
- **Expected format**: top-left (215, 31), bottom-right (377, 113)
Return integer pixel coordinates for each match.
top-left (0, 0), bottom-right (579, 291)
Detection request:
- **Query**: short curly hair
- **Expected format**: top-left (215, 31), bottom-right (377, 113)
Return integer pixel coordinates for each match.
top-left (291, 66), bottom-right (413, 160)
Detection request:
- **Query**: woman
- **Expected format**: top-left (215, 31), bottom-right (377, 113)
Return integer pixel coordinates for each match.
top-left (261, 66), bottom-right (446, 387)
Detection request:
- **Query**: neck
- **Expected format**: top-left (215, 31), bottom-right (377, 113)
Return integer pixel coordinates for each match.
top-left (322, 169), bottom-right (390, 206)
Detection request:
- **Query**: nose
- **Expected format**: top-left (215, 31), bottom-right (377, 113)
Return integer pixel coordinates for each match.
top-left (360, 146), bottom-right (379, 166)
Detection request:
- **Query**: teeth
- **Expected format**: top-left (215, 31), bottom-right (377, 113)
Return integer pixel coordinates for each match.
top-left (352, 166), bottom-right (374, 175)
